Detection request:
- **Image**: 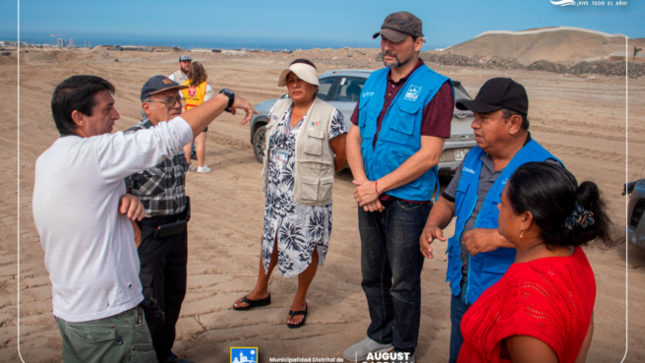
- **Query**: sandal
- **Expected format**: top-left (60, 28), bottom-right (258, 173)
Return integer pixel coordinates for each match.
top-left (232, 293), bottom-right (271, 311)
top-left (287, 303), bottom-right (307, 329)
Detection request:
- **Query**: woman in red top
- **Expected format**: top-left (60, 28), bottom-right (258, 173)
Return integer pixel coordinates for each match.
top-left (459, 162), bottom-right (614, 363)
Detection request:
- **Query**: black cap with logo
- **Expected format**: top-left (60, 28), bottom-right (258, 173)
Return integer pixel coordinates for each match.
top-left (140, 75), bottom-right (188, 102)
top-left (456, 78), bottom-right (528, 115)
top-left (373, 12), bottom-right (424, 43)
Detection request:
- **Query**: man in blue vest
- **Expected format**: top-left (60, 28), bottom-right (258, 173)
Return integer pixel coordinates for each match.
top-left (419, 77), bottom-right (561, 362)
top-left (344, 12), bottom-right (454, 363)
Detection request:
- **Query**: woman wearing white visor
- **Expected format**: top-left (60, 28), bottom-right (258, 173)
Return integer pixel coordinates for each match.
top-left (233, 59), bottom-right (348, 328)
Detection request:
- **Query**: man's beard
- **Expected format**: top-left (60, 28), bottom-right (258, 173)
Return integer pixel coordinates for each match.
top-left (382, 51), bottom-right (412, 69)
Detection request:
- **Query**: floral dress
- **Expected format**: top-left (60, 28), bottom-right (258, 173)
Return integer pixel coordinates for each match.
top-left (262, 104), bottom-right (347, 278)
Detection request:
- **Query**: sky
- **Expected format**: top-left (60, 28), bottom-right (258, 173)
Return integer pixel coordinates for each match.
top-left (0, 0), bottom-right (642, 50)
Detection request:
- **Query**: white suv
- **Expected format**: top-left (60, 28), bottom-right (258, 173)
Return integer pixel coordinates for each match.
top-left (249, 69), bottom-right (476, 175)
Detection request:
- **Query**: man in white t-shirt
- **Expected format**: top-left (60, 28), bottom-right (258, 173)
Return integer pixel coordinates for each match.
top-left (32, 75), bottom-right (255, 362)
top-left (169, 54), bottom-right (192, 84)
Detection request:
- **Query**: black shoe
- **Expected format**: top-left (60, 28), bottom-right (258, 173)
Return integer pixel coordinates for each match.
top-left (233, 293), bottom-right (271, 311)
top-left (287, 303), bottom-right (307, 329)
top-left (160, 353), bottom-right (194, 363)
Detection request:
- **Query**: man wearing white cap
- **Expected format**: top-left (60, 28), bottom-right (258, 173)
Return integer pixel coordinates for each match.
top-left (344, 11), bottom-right (454, 362)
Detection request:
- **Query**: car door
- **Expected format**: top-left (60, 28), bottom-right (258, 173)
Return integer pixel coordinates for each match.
top-left (316, 77), bottom-right (336, 102)
top-left (326, 76), bottom-right (367, 130)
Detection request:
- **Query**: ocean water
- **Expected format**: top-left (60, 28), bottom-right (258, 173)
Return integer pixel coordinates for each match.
top-left (11, 33), bottom-right (442, 52)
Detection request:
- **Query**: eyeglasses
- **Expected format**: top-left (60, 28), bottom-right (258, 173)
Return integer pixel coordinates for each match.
top-left (147, 96), bottom-right (186, 109)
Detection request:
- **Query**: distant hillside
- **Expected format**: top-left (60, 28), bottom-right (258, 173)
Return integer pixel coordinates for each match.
top-left (444, 26), bottom-right (639, 62)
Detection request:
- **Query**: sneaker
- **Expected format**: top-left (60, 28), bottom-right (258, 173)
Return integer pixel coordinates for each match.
top-left (160, 353), bottom-right (194, 363)
top-left (187, 165), bottom-right (196, 172)
top-left (343, 337), bottom-right (394, 362)
top-left (197, 165), bottom-right (212, 173)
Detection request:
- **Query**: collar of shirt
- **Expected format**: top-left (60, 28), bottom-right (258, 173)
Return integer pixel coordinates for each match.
top-left (138, 117), bottom-right (155, 129)
top-left (386, 58), bottom-right (425, 85)
top-left (481, 132), bottom-right (532, 173)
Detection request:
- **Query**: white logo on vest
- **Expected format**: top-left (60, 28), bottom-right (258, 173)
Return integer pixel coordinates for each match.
top-left (404, 85), bottom-right (422, 102)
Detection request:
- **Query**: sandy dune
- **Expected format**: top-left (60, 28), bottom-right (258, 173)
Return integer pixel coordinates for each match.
top-left (444, 26), bottom-right (643, 62)
top-left (0, 49), bottom-right (643, 362)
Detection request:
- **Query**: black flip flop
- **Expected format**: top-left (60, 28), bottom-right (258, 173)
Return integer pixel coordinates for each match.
top-left (232, 293), bottom-right (271, 311)
top-left (287, 303), bottom-right (307, 329)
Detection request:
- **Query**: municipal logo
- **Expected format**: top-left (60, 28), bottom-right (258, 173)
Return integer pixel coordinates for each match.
top-left (311, 120), bottom-right (320, 127)
top-left (463, 167), bottom-right (476, 174)
top-left (404, 85), bottom-right (422, 102)
top-left (231, 347), bottom-right (258, 363)
top-left (188, 87), bottom-right (196, 98)
top-left (361, 91), bottom-right (374, 98)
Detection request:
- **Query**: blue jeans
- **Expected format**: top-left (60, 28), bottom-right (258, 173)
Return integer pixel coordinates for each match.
top-left (449, 280), bottom-right (471, 363)
top-left (359, 199), bottom-right (431, 355)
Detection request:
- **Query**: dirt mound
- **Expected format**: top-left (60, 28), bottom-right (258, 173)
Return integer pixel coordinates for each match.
top-left (21, 51), bottom-right (58, 64)
top-left (288, 47), bottom-right (381, 61)
top-left (92, 50), bottom-right (113, 61)
top-left (525, 60), bottom-right (569, 73)
top-left (0, 52), bottom-right (16, 65)
top-left (445, 26), bottom-right (635, 62)
top-left (408, 51), bottom-right (644, 78)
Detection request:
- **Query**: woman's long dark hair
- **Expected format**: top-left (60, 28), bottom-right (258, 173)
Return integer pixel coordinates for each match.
top-left (506, 162), bottom-right (615, 247)
top-left (188, 61), bottom-right (207, 86)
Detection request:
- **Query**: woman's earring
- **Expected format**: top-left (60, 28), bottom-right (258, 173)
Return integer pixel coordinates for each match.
top-left (520, 230), bottom-right (524, 238)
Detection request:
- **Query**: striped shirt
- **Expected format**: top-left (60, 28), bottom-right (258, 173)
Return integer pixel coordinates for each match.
top-left (124, 118), bottom-right (189, 216)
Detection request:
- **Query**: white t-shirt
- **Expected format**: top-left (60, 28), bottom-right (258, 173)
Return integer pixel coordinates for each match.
top-left (32, 117), bottom-right (193, 322)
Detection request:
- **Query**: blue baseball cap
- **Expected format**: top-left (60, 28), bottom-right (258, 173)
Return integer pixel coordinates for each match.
top-left (140, 75), bottom-right (188, 102)
top-left (179, 54), bottom-right (192, 61)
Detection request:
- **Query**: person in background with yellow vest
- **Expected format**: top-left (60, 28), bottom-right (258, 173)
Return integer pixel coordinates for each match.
top-left (232, 59), bottom-right (348, 328)
top-left (181, 61), bottom-right (215, 173)
top-left (168, 54), bottom-right (192, 85)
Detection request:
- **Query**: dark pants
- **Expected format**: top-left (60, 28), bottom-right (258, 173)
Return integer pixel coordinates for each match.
top-left (449, 280), bottom-right (471, 363)
top-left (358, 200), bottom-right (431, 355)
top-left (137, 216), bottom-right (188, 361)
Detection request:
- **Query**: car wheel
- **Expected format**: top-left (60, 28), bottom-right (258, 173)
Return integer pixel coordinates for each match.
top-left (253, 125), bottom-right (267, 163)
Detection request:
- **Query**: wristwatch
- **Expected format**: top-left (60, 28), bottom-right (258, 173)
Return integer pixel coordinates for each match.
top-left (219, 88), bottom-right (235, 112)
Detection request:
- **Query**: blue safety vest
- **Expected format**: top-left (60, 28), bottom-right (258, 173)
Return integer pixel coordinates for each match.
top-left (446, 139), bottom-right (562, 304)
top-left (358, 66), bottom-right (452, 201)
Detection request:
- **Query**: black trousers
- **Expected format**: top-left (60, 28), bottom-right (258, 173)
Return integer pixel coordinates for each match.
top-left (137, 216), bottom-right (188, 361)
